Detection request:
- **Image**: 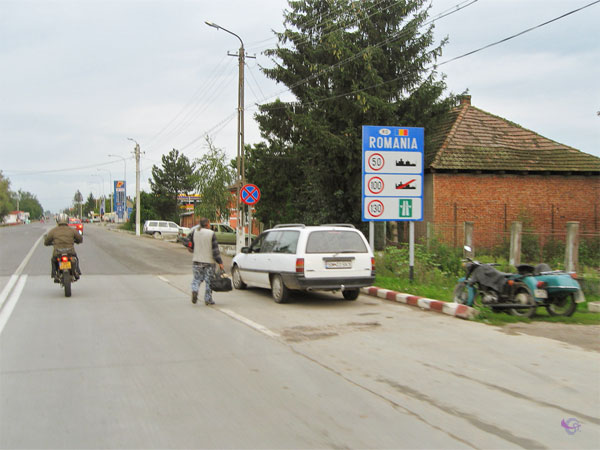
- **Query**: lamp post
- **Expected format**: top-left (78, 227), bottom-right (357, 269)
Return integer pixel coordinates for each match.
top-left (127, 137), bottom-right (142, 236)
top-left (205, 20), bottom-right (246, 253)
top-left (97, 168), bottom-right (112, 213)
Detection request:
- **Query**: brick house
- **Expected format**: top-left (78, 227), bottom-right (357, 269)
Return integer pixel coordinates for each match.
top-left (422, 95), bottom-right (600, 249)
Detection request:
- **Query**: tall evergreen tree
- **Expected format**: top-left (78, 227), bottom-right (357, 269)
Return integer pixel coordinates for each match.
top-left (149, 149), bottom-right (196, 222)
top-left (249, 0), bottom-right (457, 226)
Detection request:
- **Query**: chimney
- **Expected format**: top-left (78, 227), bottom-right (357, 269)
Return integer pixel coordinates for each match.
top-left (459, 95), bottom-right (471, 106)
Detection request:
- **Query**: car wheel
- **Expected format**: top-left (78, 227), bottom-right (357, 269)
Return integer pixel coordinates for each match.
top-left (153, 232), bottom-right (162, 239)
top-left (271, 274), bottom-right (289, 303)
top-left (232, 265), bottom-right (246, 290)
top-left (342, 289), bottom-right (360, 300)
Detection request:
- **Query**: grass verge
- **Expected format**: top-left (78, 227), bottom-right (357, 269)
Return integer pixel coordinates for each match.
top-left (374, 275), bottom-right (600, 325)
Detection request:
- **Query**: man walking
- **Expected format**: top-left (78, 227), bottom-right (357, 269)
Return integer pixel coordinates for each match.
top-left (190, 217), bottom-right (224, 305)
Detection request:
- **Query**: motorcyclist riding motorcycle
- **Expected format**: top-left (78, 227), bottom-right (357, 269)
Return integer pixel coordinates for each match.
top-left (44, 213), bottom-right (83, 280)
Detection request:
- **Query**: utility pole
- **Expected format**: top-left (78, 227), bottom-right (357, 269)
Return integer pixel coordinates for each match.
top-left (205, 21), bottom-right (254, 253)
top-left (135, 143), bottom-right (141, 236)
top-left (127, 138), bottom-right (142, 235)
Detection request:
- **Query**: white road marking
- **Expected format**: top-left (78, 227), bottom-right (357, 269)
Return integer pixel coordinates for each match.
top-left (0, 233), bottom-right (43, 311)
top-left (0, 275), bottom-right (27, 336)
top-left (158, 276), bottom-right (170, 283)
top-left (0, 275), bottom-right (19, 311)
top-left (219, 308), bottom-right (280, 338)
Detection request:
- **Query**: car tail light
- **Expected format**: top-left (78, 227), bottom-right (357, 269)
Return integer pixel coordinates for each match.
top-left (536, 281), bottom-right (547, 289)
top-left (61, 256), bottom-right (69, 262)
top-left (507, 280), bottom-right (514, 286)
top-left (569, 272), bottom-right (578, 279)
top-left (295, 258), bottom-right (304, 274)
top-left (371, 257), bottom-right (376, 273)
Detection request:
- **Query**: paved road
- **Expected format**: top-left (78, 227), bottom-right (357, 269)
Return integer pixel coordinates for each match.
top-left (1, 222), bottom-right (599, 449)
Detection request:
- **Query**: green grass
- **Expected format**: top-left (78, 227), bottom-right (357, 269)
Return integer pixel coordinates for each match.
top-left (374, 274), bottom-right (600, 325)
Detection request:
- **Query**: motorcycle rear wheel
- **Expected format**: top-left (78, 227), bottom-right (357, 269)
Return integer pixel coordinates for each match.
top-left (546, 293), bottom-right (577, 317)
top-left (508, 284), bottom-right (535, 318)
top-left (63, 271), bottom-right (72, 297)
top-left (452, 282), bottom-right (470, 304)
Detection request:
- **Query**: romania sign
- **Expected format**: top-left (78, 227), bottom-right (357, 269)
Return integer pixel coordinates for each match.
top-left (362, 126), bottom-right (424, 221)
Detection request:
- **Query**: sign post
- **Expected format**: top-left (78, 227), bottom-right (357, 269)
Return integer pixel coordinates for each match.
top-left (240, 184), bottom-right (260, 248)
top-left (362, 126), bottom-right (424, 280)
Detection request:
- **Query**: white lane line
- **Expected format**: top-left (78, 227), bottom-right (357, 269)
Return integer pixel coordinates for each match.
top-left (0, 275), bottom-right (19, 311)
top-left (0, 275), bottom-right (27, 336)
top-left (15, 234), bottom-right (45, 275)
top-left (0, 233), bottom-right (44, 311)
top-left (219, 308), bottom-right (280, 339)
top-left (158, 276), bottom-right (170, 283)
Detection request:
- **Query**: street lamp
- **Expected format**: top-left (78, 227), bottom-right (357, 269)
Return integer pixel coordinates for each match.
top-left (97, 168), bottom-right (112, 213)
top-left (205, 20), bottom-right (246, 253)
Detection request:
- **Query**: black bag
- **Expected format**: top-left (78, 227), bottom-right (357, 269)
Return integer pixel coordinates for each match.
top-left (211, 269), bottom-right (232, 292)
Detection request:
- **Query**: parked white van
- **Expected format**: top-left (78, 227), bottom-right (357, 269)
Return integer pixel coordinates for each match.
top-left (142, 220), bottom-right (181, 238)
top-left (231, 224), bottom-right (375, 303)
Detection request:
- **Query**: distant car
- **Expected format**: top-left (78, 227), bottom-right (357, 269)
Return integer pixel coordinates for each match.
top-left (231, 224), bottom-right (375, 303)
top-left (143, 220), bottom-right (181, 238)
top-left (68, 217), bottom-right (83, 235)
top-left (179, 223), bottom-right (256, 245)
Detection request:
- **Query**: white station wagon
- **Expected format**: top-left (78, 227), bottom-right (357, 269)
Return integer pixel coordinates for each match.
top-left (231, 224), bottom-right (375, 303)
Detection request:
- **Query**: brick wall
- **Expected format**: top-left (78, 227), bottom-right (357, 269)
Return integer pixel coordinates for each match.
top-left (423, 172), bottom-right (599, 248)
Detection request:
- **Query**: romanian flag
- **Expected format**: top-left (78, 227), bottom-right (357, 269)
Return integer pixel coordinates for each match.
top-left (398, 129), bottom-right (408, 136)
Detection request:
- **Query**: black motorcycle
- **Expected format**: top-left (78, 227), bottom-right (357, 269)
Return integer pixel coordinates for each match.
top-left (453, 248), bottom-right (536, 318)
top-left (53, 250), bottom-right (79, 297)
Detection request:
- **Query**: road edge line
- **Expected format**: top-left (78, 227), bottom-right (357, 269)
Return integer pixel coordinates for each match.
top-left (219, 308), bottom-right (280, 338)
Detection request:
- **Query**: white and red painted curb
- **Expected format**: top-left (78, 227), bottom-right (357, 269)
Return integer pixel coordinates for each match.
top-left (360, 286), bottom-right (479, 320)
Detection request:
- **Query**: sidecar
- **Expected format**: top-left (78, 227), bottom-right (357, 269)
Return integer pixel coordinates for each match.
top-left (518, 264), bottom-right (585, 316)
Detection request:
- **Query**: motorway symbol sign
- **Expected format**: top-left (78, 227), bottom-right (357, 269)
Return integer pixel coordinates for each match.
top-left (399, 199), bottom-right (413, 218)
top-left (240, 184), bottom-right (261, 205)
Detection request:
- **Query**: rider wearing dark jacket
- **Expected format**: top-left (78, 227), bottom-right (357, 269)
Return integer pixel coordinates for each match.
top-left (44, 213), bottom-right (83, 279)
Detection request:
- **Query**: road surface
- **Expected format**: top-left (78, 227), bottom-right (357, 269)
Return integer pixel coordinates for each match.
top-left (1, 222), bottom-right (598, 449)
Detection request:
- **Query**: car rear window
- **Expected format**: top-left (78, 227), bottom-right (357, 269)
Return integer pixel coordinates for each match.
top-left (305, 230), bottom-right (368, 254)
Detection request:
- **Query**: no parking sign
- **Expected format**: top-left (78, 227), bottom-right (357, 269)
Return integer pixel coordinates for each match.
top-left (240, 184), bottom-right (261, 205)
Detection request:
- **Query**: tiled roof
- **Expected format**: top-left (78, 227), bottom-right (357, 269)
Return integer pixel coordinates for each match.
top-left (426, 98), bottom-right (600, 172)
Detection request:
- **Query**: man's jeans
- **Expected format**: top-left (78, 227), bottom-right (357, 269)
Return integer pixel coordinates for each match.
top-left (191, 262), bottom-right (215, 303)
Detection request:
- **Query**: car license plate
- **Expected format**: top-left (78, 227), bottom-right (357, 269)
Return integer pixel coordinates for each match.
top-left (326, 260), bottom-right (352, 269)
top-left (59, 261), bottom-right (71, 270)
top-left (534, 289), bottom-right (547, 299)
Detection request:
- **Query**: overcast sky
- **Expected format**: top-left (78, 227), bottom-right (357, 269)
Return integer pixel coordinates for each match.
top-left (1, 0), bottom-right (598, 213)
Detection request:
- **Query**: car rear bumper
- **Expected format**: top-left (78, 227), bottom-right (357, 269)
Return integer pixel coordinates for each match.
top-left (281, 273), bottom-right (375, 291)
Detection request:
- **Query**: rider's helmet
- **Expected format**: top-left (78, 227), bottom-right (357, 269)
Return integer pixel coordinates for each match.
top-left (56, 213), bottom-right (69, 225)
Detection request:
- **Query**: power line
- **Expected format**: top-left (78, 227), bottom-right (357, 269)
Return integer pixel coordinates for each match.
top-left (258, 0), bottom-right (600, 112)
top-left (180, 0), bottom-right (478, 149)
top-left (437, 0), bottom-right (600, 67)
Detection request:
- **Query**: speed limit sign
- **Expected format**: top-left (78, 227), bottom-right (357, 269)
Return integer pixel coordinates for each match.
top-left (367, 200), bottom-right (384, 217)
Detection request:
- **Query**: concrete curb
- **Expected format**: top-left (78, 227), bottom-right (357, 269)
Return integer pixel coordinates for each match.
top-left (588, 302), bottom-right (600, 313)
top-left (361, 286), bottom-right (479, 320)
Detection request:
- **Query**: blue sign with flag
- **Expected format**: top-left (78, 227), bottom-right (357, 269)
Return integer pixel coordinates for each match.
top-left (362, 126), bottom-right (424, 221)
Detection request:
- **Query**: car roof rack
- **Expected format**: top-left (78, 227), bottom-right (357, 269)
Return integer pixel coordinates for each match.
top-left (273, 223), bottom-right (305, 228)
top-left (319, 223), bottom-right (356, 228)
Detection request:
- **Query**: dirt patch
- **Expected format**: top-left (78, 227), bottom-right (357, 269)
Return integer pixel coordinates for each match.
top-left (499, 322), bottom-right (600, 352)
top-left (281, 322), bottom-right (381, 343)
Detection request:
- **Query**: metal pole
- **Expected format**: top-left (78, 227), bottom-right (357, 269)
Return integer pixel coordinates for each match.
top-left (409, 221), bottom-right (415, 282)
top-left (205, 21), bottom-right (247, 253)
top-left (135, 143), bottom-right (141, 236)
